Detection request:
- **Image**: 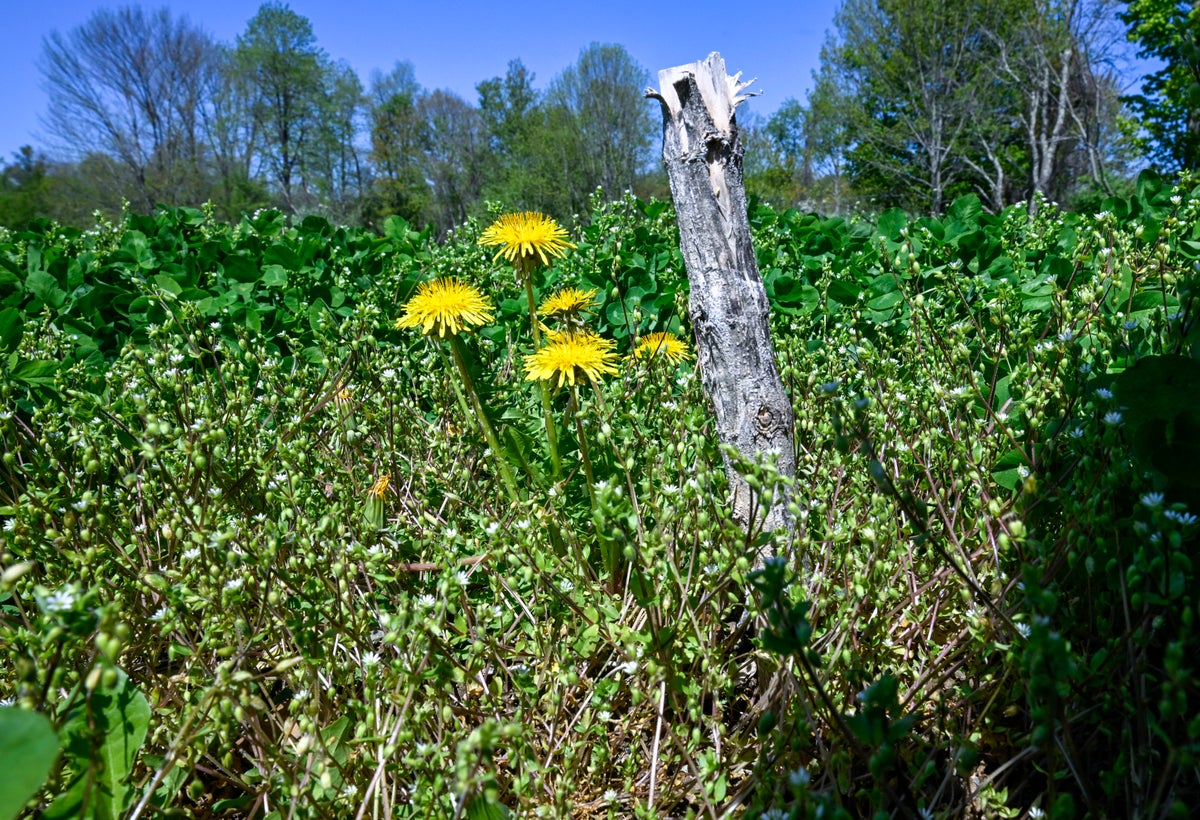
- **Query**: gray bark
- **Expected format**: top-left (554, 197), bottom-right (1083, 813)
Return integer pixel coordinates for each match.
top-left (646, 53), bottom-right (795, 553)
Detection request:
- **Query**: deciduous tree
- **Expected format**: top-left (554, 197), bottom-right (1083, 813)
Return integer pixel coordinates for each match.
top-left (1121, 0), bottom-right (1200, 172)
top-left (235, 2), bottom-right (327, 215)
top-left (39, 6), bottom-right (219, 212)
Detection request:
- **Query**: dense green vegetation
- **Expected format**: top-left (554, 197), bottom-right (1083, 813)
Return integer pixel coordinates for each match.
top-left (1, 170), bottom-right (1198, 817)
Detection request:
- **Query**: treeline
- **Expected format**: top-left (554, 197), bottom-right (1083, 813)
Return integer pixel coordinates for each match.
top-left (0, 3), bottom-right (659, 233)
top-left (1, 0), bottom-right (1196, 230)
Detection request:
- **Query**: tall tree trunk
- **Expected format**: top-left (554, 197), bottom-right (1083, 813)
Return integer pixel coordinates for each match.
top-left (647, 53), bottom-right (795, 555)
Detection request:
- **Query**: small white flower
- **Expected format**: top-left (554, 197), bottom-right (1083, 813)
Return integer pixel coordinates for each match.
top-left (151, 606), bottom-right (169, 621)
top-left (788, 766), bottom-right (811, 787)
top-left (1102, 411), bottom-right (1123, 426)
top-left (515, 519), bottom-right (531, 531)
top-left (1166, 509), bottom-right (1199, 526)
top-left (224, 577), bottom-right (244, 591)
top-left (183, 547), bottom-right (200, 560)
top-left (1095, 388), bottom-right (1113, 400)
top-left (1141, 492), bottom-right (1165, 508)
top-left (619, 660), bottom-right (638, 675)
top-left (455, 571), bottom-right (470, 587)
top-left (361, 651), bottom-right (381, 666)
top-left (41, 587), bottom-right (76, 614)
top-left (760, 810), bottom-right (787, 820)
top-left (1078, 363), bottom-right (1092, 373)
top-left (559, 579), bottom-right (575, 594)
top-left (1015, 622), bottom-right (1031, 639)
top-left (1123, 320), bottom-right (1138, 331)
top-left (603, 788), bottom-right (620, 803)
top-left (416, 594), bottom-right (437, 609)
top-left (820, 380), bottom-right (840, 394)
top-left (1058, 330), bottom-right (1075, 342)
top-left (3, 519), bottom-right (15, 532)
top-left (444, 527), bottom-right (458, 540)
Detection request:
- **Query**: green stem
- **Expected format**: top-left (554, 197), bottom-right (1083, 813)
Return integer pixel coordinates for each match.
top-left (525, 273), bottom-right (562, 480)
top-left (446, 336), bottom-right (522, 505)
top-left (571, 385), bottom-right (597, 509)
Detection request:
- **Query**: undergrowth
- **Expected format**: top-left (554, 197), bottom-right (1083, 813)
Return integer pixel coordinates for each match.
top-left (0, 173), bottom-right (1198, 818)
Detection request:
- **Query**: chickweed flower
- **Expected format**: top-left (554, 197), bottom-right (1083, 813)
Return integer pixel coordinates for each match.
top-left (524, 331), bottom-right (619, 388)
top-left (1141, 492), bottom-right (1165, 508)
top-left (395, 279), bottom-right (494, 339)
top-left (1102, 411), bottom-right (1124, 426)
top-left (479, 212), bottom-right (575, 270)
top-left (632, 331), bottom-right (691, 364)
top-left (40, 586), bottom-right (77, 614)
top-left (1166, 509), bottom-right (1199, 526)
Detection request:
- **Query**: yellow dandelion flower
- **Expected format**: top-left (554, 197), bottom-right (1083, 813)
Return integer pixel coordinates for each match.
top-left (539, 287), bottom-right (598, 319)
top-left (368, 473), bottom-right (391, 498)
top-left (395, 278), bottom-right (494, 339)
top-left (524, 331), bottom-right (619, 388)
top-left (333, 383), bottom-right (352, 404)
top-left (632, 332), bottom-right (691, 365)
top-left (479, 212), bottom-right (576, 269)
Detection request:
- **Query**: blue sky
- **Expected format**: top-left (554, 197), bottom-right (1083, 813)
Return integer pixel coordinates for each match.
top-left (1, 0), bottom-right (840, 161)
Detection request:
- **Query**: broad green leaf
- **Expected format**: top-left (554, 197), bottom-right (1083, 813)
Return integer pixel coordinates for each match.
top-left (466, 796), bottom-right (515, 819)
top-left (877, 208), bottom-right (906, 240)
top-left (0, 708), bottom-right (59, 820)
top-left (0, 307), bottom-right (23, 354)
top-left (26, 270), bottom-right (66, 309)
top-left (45, 670), bottom-right (150, 820)
top-left (261, 265), bottom-right (289, 288)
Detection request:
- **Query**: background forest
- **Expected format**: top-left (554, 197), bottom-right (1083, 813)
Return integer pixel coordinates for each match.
top-left (4, 0), bottom-right (1200, 233)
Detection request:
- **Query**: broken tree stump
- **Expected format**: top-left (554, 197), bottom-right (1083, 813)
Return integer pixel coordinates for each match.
top-left (646, 52), bottom-right (796, 556)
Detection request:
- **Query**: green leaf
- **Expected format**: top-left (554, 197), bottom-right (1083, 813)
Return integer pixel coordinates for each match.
top-left (0, 308), bottom-right (23, 354)
top-left (261, 265), bottom-right (289, 288)
top-left (0, 708), bottom-right (60, 820)
top-left (26, 270), bottom-right (66, 309)
top-left (45, 670), bottom-right (150, 820)
top-left (152, 274), bottom-right (182, 296)
top-left (947, 194), bottom-right (983, 226)
top-left (877, 208), bottom-right (906, 240)
top-left (465, 796), bottom-right (515, 819)
top-left (12, 360), bottom-right (59, 388)
top-left (992, 449), bottom-right (1028, 491)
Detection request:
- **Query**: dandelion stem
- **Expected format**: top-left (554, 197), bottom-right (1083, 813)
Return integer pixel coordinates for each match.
top-left (445, 337), bottom-right (522, 505)
top-left (526, 274), bottom-right (563, 480)
top-left (571, 385), bottom-right (597, 509)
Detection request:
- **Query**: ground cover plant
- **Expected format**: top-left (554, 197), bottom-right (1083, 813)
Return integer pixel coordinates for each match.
top-left (1, 173), bottom-right (1198, 818)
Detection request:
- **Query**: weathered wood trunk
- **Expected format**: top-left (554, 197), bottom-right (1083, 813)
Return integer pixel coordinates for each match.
top-left (647, 53), bottom-right (795, 553)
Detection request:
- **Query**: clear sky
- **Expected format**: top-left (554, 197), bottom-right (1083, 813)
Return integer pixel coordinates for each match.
top-left (0, 0), bottom-right (840, 160)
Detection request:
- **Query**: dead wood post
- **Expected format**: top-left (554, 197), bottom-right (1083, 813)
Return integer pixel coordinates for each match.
top-left (646, 53), bottom-right (796, 556)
